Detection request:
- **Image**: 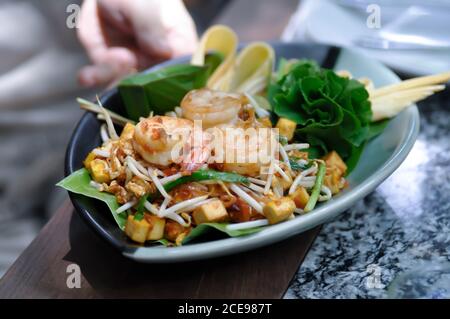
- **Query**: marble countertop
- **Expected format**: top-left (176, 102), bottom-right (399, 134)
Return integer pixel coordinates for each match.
top-left (285, 89), bottom-right (450, 299)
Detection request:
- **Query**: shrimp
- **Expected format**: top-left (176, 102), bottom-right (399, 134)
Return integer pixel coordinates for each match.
top-left (133, 116), bottom-right (212, 171)
top-left (133, 116), bottom-right (193, 167)
top-left (210, 126), bottom-right (278, 177)
top-left (180, 89), bottom-right (245, 129)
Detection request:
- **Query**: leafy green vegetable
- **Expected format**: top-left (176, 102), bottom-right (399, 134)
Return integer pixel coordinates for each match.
top-left (289, 158), bottom-right (313, 171)
top-left (183, 223), bottom-right (265, 244)
top-left (164, 169), bottom-right (249, 192)
top-left (119, 52), bottom-right (223, 121)
top-left (119, 64), bottom-right (210, 121)
top-left (56, 169), bottom-right (127, 230)
top-left (58, 169), bottom-right (263, 245)
top-left (134, 194), bottom-right (149, 221)
top-left (269, 59), bottom-right (373, 172)
top-left (304, 162), bottom-right (326, 212)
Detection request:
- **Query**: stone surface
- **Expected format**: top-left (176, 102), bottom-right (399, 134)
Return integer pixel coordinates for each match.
top-left (286, 90), bottom-right (450, 298)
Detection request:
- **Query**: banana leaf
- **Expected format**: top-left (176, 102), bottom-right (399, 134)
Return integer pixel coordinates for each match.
top-left (57, 169), bottom-right (265, 245)
top-left (56, 168), bottom-right (126, 229)
top-left (119, 64), bottom-right (210, 121)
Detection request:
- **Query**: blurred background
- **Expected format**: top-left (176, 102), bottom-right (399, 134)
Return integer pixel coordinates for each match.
top-left (0, 0), bottom-right (449, 284)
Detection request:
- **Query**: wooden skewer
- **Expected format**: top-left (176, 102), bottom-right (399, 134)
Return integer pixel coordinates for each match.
top-left (371, 71), bottom-right (450, 99)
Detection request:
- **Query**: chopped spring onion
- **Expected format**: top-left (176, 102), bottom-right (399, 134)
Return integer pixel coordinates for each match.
top-left (289, 158), bottom-right (313, 171)
top-left (134, 195), bottom-right (148, 221)
top-left (163, 169), bottom-right (249, 193)
top-left (304, 162), bottom-right (326, 213)
top-left (230, 184), bottom-right (263, 214)
top-left (225, 219), bottom-right (269, 231)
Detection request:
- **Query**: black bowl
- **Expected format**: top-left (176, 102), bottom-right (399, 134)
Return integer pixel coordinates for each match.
top-left (65, 43), bottom-right (340, 258)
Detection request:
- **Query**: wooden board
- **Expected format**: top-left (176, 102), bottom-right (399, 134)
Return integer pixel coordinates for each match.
top-left (0, 201), bottom-right (320, 298)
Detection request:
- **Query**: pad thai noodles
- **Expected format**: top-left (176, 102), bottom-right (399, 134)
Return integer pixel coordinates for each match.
top-left (59, 25), bottom-right (449, 246)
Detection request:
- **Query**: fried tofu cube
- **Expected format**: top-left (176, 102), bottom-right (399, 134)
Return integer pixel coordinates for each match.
top-left (125, 215), bottom-right (150, 244)
top-left (263, 197), bottom-right (296, 224)
top-left (323, 151), bottom-right (347, 176)
top-left (120, 123), bottom-right (135, 140)
top-left (83, 152), bottom-right (96, 170)
top-left (89, 159), bottom-right (110, 183)
top-left (257, 117), bottom-right (273, 128)
top-left (276, 118), bottom-right (297, 141)
top-left (289, 187), bottom-right (310, 209)
top-left (324, 171), bottom-right (342, 195)
top-left (145, 215), bottom-right (166, 241)
top-left (193, 199), bottom-right (228, 224)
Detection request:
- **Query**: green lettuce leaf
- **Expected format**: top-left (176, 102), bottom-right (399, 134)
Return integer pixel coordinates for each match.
top-left (56, 169), bottom-right (127, 230)
top-left (269, 59), bottom-right (373, 172)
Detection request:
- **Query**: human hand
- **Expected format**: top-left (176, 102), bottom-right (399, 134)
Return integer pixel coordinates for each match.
top-left (77, 0), bottom-right (198, 87)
